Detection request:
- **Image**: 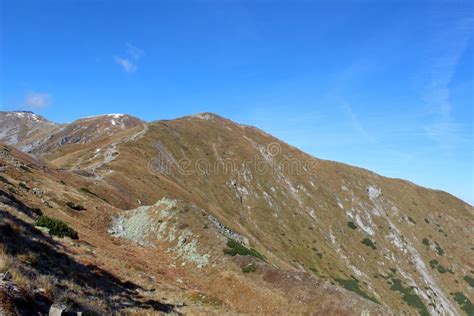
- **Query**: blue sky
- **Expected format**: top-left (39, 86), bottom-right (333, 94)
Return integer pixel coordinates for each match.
top-left (1, 0), bottom-right (473, 204)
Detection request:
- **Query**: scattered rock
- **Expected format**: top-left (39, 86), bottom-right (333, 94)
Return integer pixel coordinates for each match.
top-left (48, 303), bottom-right (67, 316)
top-left (32, 188), bottom-right (44, 197)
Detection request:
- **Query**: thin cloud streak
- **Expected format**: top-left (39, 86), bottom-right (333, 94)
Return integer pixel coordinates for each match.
top-left (114, 56), bottom-right (137, 73)
top-left (24, 91), bottom-right (52, 109)
top-left (422, 15), bottom-right (473, 149)
top-left (114, 43), bottom-right (144, 73)
top-left (341, 102), bottom-right (376, 144)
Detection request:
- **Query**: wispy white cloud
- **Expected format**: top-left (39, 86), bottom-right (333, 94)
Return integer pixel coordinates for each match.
top-left (126, 42), bottom-right (145, 60)
top-left (114, 42), bottom-right (144, 73)
top-left (341, 102), bottom-right (375, 144)
top-left (24, 91), bottom-right (52, 109)
top-left (114, 56), bottom-right (137, 73)
top-left (421, 15), bottom-right (473, 149)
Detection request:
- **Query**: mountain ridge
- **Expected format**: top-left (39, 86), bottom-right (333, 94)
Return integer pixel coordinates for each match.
top-left (1, 109), bottom-right (467, 204)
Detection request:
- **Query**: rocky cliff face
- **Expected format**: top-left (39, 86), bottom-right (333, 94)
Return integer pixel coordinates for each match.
top-left (0, 111), bottom-right (472, 315)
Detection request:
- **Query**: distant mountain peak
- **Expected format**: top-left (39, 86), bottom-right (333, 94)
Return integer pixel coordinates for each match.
top-left (0, 110), bottom-right (51, 123)
top-left (187, 112), bottom-right (224, 121)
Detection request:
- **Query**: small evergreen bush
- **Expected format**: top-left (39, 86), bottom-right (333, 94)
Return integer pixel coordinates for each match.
top-left (66, 202), bottom-right (86, 211)
top-left (223, 239), bottom-right (265, 261)
top-left (361, 238), bottom-right (376, 249)
top-left (347, 221), bottom-right (357, 230)
top-left (35, 216), bottom-right (78, 239)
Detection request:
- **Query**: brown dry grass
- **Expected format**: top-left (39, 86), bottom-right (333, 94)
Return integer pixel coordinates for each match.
top-left (35, 275), bottom-right (56, 301)
top-left (1, 114), bottom-right (472, 315)
top-left (0, 244), bottom-right (11, 274)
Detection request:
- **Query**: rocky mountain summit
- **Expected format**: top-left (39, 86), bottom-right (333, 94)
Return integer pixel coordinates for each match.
top-left (0, 111), bottom-right (472, 315)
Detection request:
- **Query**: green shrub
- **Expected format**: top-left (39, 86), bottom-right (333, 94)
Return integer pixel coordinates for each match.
top-left (335, 277), bottom-right (379, 304)
top-left (429, 259), bottom-right (453, 274)
top-left (35, 216), bottom-right (78, 239)
top-left (434, 241), bottom-right (445, 256)
top-left (242, 263), bottom-right (256, 273)
top-left (390, 278), bottom-right (429, 316)
top-left (422, 238), bottom-right (430, 247)
top-left (453, 292), bottom-right (473, 315)
top-left (0, 175), bottom-right (12, 185)
top-left (223, 239), bottom-right (265, 261)
top-left (464, 275), bottom-right (474, 288)
top-left (19, 165), bottom-right (32, 173)
top-left (347, 221), bottom-right (357, 230)
top-left (361, 238), bottom-right (376, 250)
top-left (429, 259), bottom-right (439, 269)
top-left (66, 201), bottom-right (86, 211)
top-left (19, 182), bottom-right (29, 190)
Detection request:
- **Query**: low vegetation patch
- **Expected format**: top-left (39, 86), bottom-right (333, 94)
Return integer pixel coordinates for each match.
top-left (66, 201), bottom-right (86, 211)
top-left (35, 215), bottom-right (78, 239)
top-left (361, 238), bottom-right (376, 250)
top-left (19, 182), bottom-right (29, 190)
top-left (309, 267), bottom-right (319, 275)
top-left (422, 238), bottom-right (430, 248)
top-left (242, 263), bottom-right (256, 273)
top-left (334, 277), bottom-right (379, 304)
top-left (80, 187), bottom-right (109, 203)
top-left (188, 292), bottom-right (223, 307)
top-left (434, 241), bottom-right (445, 256)
top-left (429, 259), bottom-right (453, 274)
top-left (463, 275), bottom-right (474, 288)
top-left (407, 216), bottom-right (416, 224)
top-left (452, 292), bottom-right (473, 315)
top-left (389, 278), bottom-right (429, 316)
top-left (223, 239), bottom-right (265, 261)
top-left (80, 187), bottom-right (98, 196)
top-left (0, 175), bottom-right (12, 185)
top-left (19, 165), bottom-right (32, 173)
top-left (347, 221), bottom-right (357, 230)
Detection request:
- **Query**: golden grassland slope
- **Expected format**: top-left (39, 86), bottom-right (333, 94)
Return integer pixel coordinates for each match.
top-left (1, 111), bottom-right (473, 315)
top-left (33, 112), bottom-right (474, 315)
top-left (0, 143), bottom-right (386, 315)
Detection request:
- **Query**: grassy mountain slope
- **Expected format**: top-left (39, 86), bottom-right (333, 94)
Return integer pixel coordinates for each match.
top-left (1, 111), bottom-right (473, 315)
